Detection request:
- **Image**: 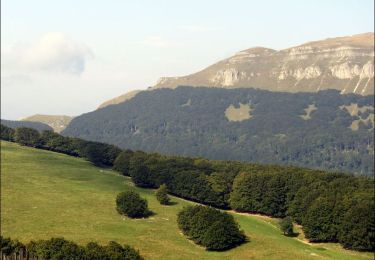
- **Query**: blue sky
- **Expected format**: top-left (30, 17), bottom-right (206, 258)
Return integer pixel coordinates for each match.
top-left (1, 0), bottom-right (374, 119)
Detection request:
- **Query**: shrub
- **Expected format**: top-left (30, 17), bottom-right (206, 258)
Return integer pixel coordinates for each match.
top-left (116, 191), bottom-right (150, 218)
top-left (177, 205), bottom-right (245, 251)
top-left (279, 216), bottom-right (294, 236)
top-left (202, 220), bottom-right (246, 251)
top-left (156, 184), bottom-right (170, 205)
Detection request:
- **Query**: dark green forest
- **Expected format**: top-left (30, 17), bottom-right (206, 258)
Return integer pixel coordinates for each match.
top-left (2, 124), bottom-right (374, 251)
top-left (117, 149), bottom-right (374, 251)
top-left (62, 87), bottom-right (374, 176)
top-left (0, 236), bottom-right (143, 260)
top-left (1, 119), bottom-right (53, 132)
top-left (1, 125), bottom-right (121, 167)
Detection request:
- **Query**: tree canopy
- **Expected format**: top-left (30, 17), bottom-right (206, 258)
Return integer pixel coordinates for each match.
top-left (62, 87), bottom-right (374, 176)
top-left (156, 184), bottom-right (170, 205)
top-left (177, 205), bottom-right (246, 251)
top-left (279, 217), bottom-right (294, 236)
top-left (116, 191), bottom-right (151, 218)
top-left (14, 127), bottom-right (41, 147)
top-left (1, 236), bottom-right (143, 260)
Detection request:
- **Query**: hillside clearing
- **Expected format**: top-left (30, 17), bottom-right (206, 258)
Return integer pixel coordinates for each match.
top-left (1, 141), bottom-right (373, 260)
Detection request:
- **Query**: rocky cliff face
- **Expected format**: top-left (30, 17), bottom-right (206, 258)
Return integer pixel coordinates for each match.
top-left (154, 33), bottom-right (374, 95)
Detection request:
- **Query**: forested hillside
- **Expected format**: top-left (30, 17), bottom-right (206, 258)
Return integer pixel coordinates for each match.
top-left (63, 87), bottom-right (374, 175)
top-left (3, 141), bottom-right (373, 259)
top-left (1, 119), bottom-right (53, 132)
top-left (2, 126), bottom-right (374, 252)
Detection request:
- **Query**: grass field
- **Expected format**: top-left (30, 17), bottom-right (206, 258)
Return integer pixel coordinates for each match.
top-left (1, 141), bottom-right (373, 259)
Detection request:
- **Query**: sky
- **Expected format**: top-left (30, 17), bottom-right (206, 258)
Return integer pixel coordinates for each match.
top-left (1, 0), bottom-right (374, 119)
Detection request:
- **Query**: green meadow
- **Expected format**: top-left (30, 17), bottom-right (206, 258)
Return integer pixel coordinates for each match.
top-left (1, 141), bottom-right (373, 259)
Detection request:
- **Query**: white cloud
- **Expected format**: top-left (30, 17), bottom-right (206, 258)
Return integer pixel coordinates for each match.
top-left (139, 36), bottom-right (174, 48)
top-left (2, 32), bottom-right (93, 75)
top-left (179, 25), bottom-right (214, 33)
top-left (1, 74), bottom-right (33, 87)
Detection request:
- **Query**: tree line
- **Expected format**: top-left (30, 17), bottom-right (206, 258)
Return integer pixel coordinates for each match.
top-left (230, 171), bottom-right (374, 250)
top-left (116, 150), bottom-right (374, 251)
top-left (0, 236), bottom-right (142, 260)
top-left (61, 87), bottom-right (375, 176)
top-left (1, 124), bottom-right (374, 251)
top-left (1, 125), bottom-right (121, 167)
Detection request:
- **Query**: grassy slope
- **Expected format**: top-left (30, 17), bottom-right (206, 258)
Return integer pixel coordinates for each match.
top-left (1, 141), bottom-right (373, 260)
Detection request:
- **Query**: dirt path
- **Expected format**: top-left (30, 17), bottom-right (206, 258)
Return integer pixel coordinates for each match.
top-left (227, 210), bottom-right (315, 246)
top-left (227, 210), bottom-right (277, 222)
top-left (173, 195), bottom-right (313, 246)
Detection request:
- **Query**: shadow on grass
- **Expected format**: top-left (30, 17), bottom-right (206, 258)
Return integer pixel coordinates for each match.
top-left (283, 232), bottom-right (300, 237)
top-left (122, 210), bottom-right (156, 219)
top-left (205, 236), bottom-right (250, 252)
top-left (159, 201), bottom-right (178, 206)
top-left (144, 210), bottom-right (156, 218)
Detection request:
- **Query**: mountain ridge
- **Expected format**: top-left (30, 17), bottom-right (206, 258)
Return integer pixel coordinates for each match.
top-left (98, 33), bottom-right (374, 109)
top-left (154, 32), bottom-right (374, 95)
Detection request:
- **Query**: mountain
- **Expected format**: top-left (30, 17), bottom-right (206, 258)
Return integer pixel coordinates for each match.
top-left (1, 119), bottom-right (53, 132)
top-left (97, 33), bottom-right (374, 110)
top-left (98, 90), bottom-right (141, 109)
top-left (62, 87), bottom-right (374, 175)
top-left (21, 114), bottom-right (73, 133)
top-left (154, 33), bottom-right (374, 95)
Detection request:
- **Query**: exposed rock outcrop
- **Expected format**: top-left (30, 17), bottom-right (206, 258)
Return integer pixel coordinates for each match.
top-left (154, 33), bottom-right (374, 95)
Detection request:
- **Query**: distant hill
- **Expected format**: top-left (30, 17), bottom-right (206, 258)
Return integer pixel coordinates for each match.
top-left (154, 33), bottom-right (374, 95)
top-left (98, 90), bottom-right (141, 109)
top-left (1, 119), bottom-right (53, 132)
top-left (63, 87), bottom-right (374, 175)
top-left (21, 114), bottom-right (73, 133)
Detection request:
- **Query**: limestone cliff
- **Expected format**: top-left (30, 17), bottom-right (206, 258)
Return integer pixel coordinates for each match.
top-left (154, 33), bottom-right (374, 95)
